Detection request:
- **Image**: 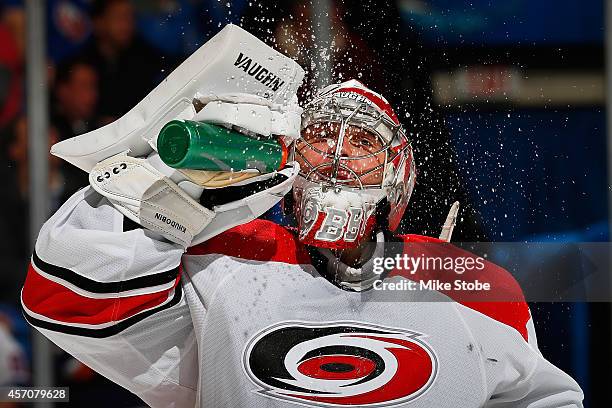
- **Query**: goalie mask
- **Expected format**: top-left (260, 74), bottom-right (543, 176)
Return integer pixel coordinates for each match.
top-left (292, 80), bottom-right (416, 249)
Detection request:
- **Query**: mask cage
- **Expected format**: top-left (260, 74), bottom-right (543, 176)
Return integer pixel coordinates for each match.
top-left (294, 96), bottom-right (411, 191)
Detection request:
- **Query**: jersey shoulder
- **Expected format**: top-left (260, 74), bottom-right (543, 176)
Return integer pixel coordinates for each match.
top-left (187, 219), bottom-right (311, 265)
top-left (394, 234), bottom-right (531, 341)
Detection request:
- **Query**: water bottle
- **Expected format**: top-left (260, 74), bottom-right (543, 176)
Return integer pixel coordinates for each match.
top-left (157, 120), bottom-right (288, 173)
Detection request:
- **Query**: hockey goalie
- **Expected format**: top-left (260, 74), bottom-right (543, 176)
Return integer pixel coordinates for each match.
top-left (21, 25), bottom-right (583, 407)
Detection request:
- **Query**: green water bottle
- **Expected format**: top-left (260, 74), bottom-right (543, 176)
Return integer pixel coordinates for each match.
top-left (157, 120), bottom-right (288, 173)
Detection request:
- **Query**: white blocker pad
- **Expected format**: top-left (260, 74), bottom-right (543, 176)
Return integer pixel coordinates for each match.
top-left (51, 24), bottom-right (305, 173)
top-left (89, 151), bottom-right (300, 248)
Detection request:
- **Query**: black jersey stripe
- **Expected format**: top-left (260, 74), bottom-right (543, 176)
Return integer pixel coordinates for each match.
top-left (23, 284), bottom-right (183, 338)
top-left (32, 250), bottom-right (179, 294)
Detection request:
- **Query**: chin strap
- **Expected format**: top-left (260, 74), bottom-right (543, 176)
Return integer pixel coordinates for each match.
top-left (316, 231), bottom-right (386, 292)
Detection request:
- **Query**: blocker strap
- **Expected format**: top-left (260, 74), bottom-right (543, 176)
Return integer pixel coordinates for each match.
top-left (90, 153), bottom-right (214, 247)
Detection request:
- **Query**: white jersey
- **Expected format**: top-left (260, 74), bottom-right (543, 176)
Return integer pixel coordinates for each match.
top-left (22, 187), bottom-right (583, 407)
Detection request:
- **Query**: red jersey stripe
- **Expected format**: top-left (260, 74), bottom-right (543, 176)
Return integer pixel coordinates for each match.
top-left (22, 263), bottom-right (180, 326)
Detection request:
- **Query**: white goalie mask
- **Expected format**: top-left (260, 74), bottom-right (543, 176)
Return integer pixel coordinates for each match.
top-left (291, 80), bottom-right (416, 249)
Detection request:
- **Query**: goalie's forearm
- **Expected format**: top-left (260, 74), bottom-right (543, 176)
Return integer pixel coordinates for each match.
top-left (21, 187), bottom-right (197, 408)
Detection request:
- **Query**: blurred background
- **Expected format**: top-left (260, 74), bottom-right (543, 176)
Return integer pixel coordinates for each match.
top-left (0, 0), bottom-right (609, 406)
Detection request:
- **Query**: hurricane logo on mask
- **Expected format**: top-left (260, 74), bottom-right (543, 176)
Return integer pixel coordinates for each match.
top-left (298, 190), bottom-right (321, 241)
top-left (243, 321), bottom-right (438, 407)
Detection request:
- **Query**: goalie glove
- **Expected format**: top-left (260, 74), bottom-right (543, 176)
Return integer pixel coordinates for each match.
top-left (89, 152), bottom-right (299, 248)
top-left (59, 24), bottom-right (305, 247)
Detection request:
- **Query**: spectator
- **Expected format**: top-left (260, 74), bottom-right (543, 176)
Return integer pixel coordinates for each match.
top-left (47, 0), bottom-right (92, 63)
top-left (0, 2), bottom-right (24, 63)
top-left (7, 117), bottom-right (70, 207)
top-left (78, 0), bottom-right (166, 121)
top-left (0, 313), bottom-right (29, 388)
top-left (0, 312), bottom-right (29, 408)
top-left (0, 22), bottom-right (22, 130)
top-left (52, 57), bottom-right (99, 140)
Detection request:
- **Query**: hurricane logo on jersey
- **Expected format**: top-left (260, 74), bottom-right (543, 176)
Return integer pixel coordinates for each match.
top-left (243, 321), bottom-right (438, 407)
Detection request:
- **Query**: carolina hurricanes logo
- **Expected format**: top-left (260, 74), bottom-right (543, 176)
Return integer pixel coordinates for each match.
top-left (243, 321), bottom-right (438, 407)
top-left (299, 191), bottom-right (320, 240)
